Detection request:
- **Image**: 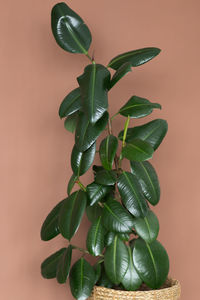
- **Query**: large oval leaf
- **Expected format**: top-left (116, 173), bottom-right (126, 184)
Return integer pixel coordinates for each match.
top-left (40, 199), bottom-right (65, 241)
top-left (51, 3), bottom-right (92, 54)
top-left (99, 135), bottom-right (118, 170)
top-left (58, 190), bottom-right (87, 240)
top-left (108, 47), bottom-right (161, 70)
top-left (104, 236), bottom-right (129, 285)
top-left (64, 111), bottom-right (79, 133)
top-left (109, 62), bottom-right (132, 90)
top-left (119, 96), bottom-right (161, 118)
top-left (86, 216), bottom-right (105, 256)
top-left (77, 64), bottom-right (110, 124)
top-left (122, 138), bottom-right (154, 161)
top-left (121, 246), bottom-right (142, 290)
top-left (118, 119), bottom-right (168, 150)
top-left (69, 258), bottom-right (95, 300)
top-left (117, 171), bottom-right (148, 217)
top-left (102, 198), bottom-right (135, 233)
top-left (130, 161), bottom-right (160, 205)
top-left (75, 111), bottom-right (109, 152)
top-left (133, 210), bottom-right (159, 243)
top-left (86, 203), bottom-right (103, 223)
top-left (59, 88), bottom-right (81, 118)
top-left (95, 169), bottom-right (117, 186)
top-left (71, 143), bottom-right (96, 177)
top-left (41, 248), bottom-right (66, 279)
top-left (87, 182), bottom-right (111, 206)
top-left (133, 239), bottom-right (169, 289)
top-left (56, 245), bottom-right (72, 284)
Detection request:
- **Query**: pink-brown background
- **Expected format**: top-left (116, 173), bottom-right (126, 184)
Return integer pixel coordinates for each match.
top-left (1, 0), bottom-right (199, 299)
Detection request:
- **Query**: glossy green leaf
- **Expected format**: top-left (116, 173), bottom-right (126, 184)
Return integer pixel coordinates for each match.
top-left (105, 232), bottom-right (129, 247)
top-left (59, 190), bottom-right (87, 240)
top-left (118, 119), bottom-right (168, 150)
top-left (41, 248), bottom-right (66, 279)
top-left (122, 138), bottom-right (154, 162)
top-left (51, 3), bottom-right (92, 54)
top-left (109, 62), bottom-right (132, 89)
top-left (104, 236), bottom-right (129, 285)
top-left (108, 47), bottom-right (161, 70)
top-left (56, 245), bottom-right (72, 284)
top-left (117, 171), bottom-right (148, 217)
top-left (97, 266), bottom-right (113, 288)
top-left (119, 96), bottom-right (161, 118)
top-left (59, 88), bottom-right (81, 118)
top-left (77, 64), bottom-right (110, 124)
top-left (40, 199), bottom-right (64, 241)
top-left (121, 246), bottom-right (142, 291)
top-left (67, 174), bottom-right (78, 196)
top-left (130, 161), bottom-right (160, 205)
top-left (75, 111), bottom-right (109, 152)
top-left (86, 203), bottom-right (103, 223)
top-left (133, 239), bottom-right (169, 289)
top-left (99, 135), bottom-right (118, 170)
top-left (102, 198), bottom-right (134, 233)
top-left (87, 182), bottom-right (111, 206)
top-left (71, 143), bottom-right (96, 177)
top-left (94, 261), bottom-right (102, 284)
top-left (86, 216), bottom-right (105, 256)
top-left (64, 111), bottom-right (78, 133)
top-left (133, 210), bottom-right (159, 243)
top-left (95, 170), bottom-right (117, 186)
top-left (69, 258), bottom-right (95, 300)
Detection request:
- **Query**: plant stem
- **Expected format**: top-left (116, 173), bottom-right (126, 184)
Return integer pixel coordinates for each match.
top-left (85, 52), bottom-right (93, 63)
top-left (76, 180), bottom-right (87, 192)
top-left (71, 245), bottom-right (104, 257)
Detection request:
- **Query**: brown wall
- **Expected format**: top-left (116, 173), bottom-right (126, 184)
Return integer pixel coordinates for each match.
top-left (1, 0), bottom-right (199, 299)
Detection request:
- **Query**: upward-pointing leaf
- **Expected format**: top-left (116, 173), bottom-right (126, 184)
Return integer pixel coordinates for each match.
top-left (77, 64), bottom-right (110, 124)
top-left (109, 62), bottom-right (132, 89)
top-left (86, 216), bottom-right (105, 256)
top-left (122, 138), bottom-right (154, 162)
top-left (56, 245), bottom-right (73, 284)
top-left (59, 88), bottom-right (81, 118)
top-left (99, 135), bottom-right (118, 170)
top-left (87, 182), bottom-right (111, 206)
top-left (51, 3), bottom-right (92, 54)
top-left (41, 248), bottom-right (66, 279)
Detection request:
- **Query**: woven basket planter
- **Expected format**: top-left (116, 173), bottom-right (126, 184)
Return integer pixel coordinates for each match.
top-left (88, 278), bottom-right (181, 300)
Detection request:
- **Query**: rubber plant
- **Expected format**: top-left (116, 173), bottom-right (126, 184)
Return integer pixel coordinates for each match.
top-left (41, 2), bottom-right (169, 299)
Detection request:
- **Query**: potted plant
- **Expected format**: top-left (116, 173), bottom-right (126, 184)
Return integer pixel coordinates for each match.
top-left (40, 2), bottom-right (181, 300)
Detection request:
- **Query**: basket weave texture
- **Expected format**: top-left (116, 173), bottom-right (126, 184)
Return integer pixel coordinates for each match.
top-left (88, 278), bottom-right (181, 300)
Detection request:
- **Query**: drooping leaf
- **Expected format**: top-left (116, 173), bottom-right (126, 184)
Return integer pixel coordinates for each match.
top-left (71, 143), bottom-right (96, 177)
top-left (121, 246), bottom-right (142, 291)
top-left (87, 182), bottom-right (111, 206)
top-left (69, 258), bottom-right (95, 300)
top-left (40, 199), bottom-right (65, 241)
top-left (109, 62), bottom-right (132, 89)
top-left (41, 248), bottom-right (66, 279)
top-left (59, 88), bottom-right (81, 118)
top-left (75, 111), bottom-right (109, 152)
top-left (133, 238), bottom-right (169, 289)
top-left (122, 138), bottom-right (154, 161)
top-left (67, 174), bottom-right (78, 196)
top-left (117, 171), bottom-right (148, 217)
top-left (119, 96), bottom-right (161, 119)
top-left (51, 3), bottom-right (92, 54)
top-left (130, 161), bottom-right (160, 205)
top-left (105, 231), bottom-right (129, 247)
top-left (86, 203), bottom-right (103, 223)
top-left (64, 111), bottom-right (79, 133)
top-left (99, 135), bottom-right (118, 170)
top-left (118, 119), bottom-right (168, 150)
top-left (77, 64), bottom-right (110, 124)
top-left (86, 216), bottom-right (105, 256)
top-left (104, 236), bottom-right (129, 285)
top-left (95, 170), bottom-right (117, 186)
top-left (59, 190), bottom-right (87, 240)
top-left (132, 210), bottom-right (159, 243)
top-left (102, 198), bottom-right (134, 233)
top-left (56, 245), bottom-right (73, 284)
top-left (108, 47), bottom-right (161, 70)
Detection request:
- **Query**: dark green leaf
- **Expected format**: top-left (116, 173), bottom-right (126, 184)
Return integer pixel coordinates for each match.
top-left (108, 47), bottom-right (161, 70)
top-left (94, 261), bottom-right (102, 284)
top-left (40, 199), bottom-right (64, 241)
top-left (59, 88), bottom-right (81, 118)
top-left (99, 135), bottom-right (118, 170)
top-left (59, 190), bottom-right (87, 240)
top-left (41, 248), bottom-right (66, 279)
top-left (77, 64), bottom-right (110, 124)
top-left (64, 111), bottom-right (78, 133)
top-left (119, 96), bottom-right (161, 118)
top-left (75, 112), bottom-right (109, 152)
top-left (118, 119), bottom-right (168, 150)
top-left (86, 216), bottom-right (105, 256)
top-left (97, 266), bottom-right (113, 288)
top-left (133, 210), bottom-right (159, 243)
top-left (67, 174), bottom-right (78, 196)
top-left (102, 198), bottom-right (134, 233)
top-left (109, 62), bottom-right (132, 89)
top-left (122, 138), bottom-right (154, 161)
top-left (69, 258), bottom-right (95, 300)
top-left (87, 182), bottom-right (111, 206)
top-left (104, 236), bottom-right (129, 285)
top-left (56, 245), bottom-right (73, 284)
top-left (130, 161), bottom-right (160, 205)
top-left (117, 171), bottom-right (148, 217)
top-left (121, 246), bottom-right (142, 291)
top-left (71, 143), bottom-right (96, 177)
top-left (105, 232), bottom-right (129, 247)
top-left (95, 170), bottom-right (117, 186)
top-left (51, 3), bottom-right (92, 54)
top-left (86, 203), bottom-right (103, 223)
top-left (133, 239), bottom-right (169, 289)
